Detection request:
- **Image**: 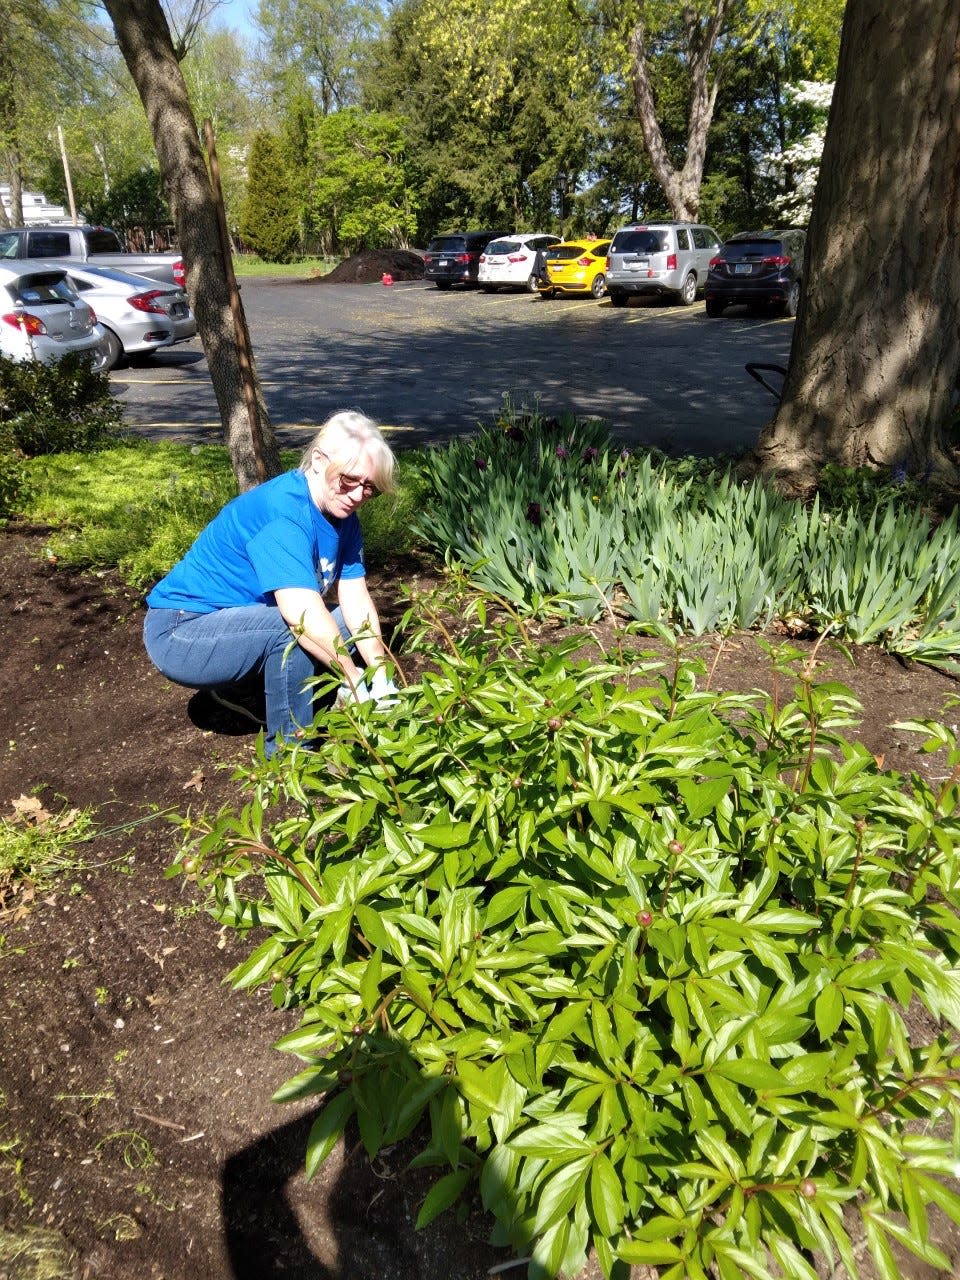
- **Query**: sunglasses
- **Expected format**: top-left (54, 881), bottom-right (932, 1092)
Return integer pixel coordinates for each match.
top-left (318, 452), bottom-right (379, 499)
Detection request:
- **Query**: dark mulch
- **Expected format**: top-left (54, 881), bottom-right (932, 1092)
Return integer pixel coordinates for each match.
top-left (314, 249), bottom-right (425, 285)
top-left (1, 522), bottom-right (959, 1279)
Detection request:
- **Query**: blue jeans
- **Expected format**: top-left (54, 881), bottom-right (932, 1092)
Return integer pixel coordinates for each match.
top-left (143, 604), bottom-right (352, 752)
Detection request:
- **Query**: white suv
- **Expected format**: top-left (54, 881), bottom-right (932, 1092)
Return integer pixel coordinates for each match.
top-left (478, 234), bottom-right (562, 292)
top-left (605, 222), bottom-right (721, 307)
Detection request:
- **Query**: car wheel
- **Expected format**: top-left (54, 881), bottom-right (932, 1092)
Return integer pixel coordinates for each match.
top-left (525, 274), bottom-right (539, 294)
top-left (481, 285), bottom-right (495, 294)
top-left (705, 299), bottom-right (725, 318)
top-left (609, 292), bottom-right (627, 308)
top-left (677, 273), bottom-right (697, 306)
top-left (785, 280), bottom-right (801, 317)
top-left (590, 273), bottom-right (606, 300)
top-left (98, 327), bottom-right (123, 371)
top-left (539, 289), bottom-right (555, 300)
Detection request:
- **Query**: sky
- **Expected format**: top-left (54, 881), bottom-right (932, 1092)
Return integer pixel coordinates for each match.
top-left (209, 0), bottom-right (258, 40)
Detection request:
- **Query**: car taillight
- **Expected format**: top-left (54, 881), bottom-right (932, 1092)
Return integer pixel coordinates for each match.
top-left (455, 253), bottom-right (471, 263)
top-left (173, 259), bottom-right (186, 288)
top-left (479, 254), bottom-right (487, 262)
top-left (423, 253), bottom-right (432, 263)
top-left (2, 311), bottom-right (45, 335)
top-left (666, 253), bottom-right (677, 270)
top-left (129, 290), bottom-right (167, 315)
top-left (87, 307), bottom-right (97, 324)
top-left (762, 255), bottom-right (791, 267)
top-left (709, 255), bottom-right (724, 267)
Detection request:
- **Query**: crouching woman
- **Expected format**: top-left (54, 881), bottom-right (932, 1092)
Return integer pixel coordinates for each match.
top-left (143, 410), bottom-right (397, 755)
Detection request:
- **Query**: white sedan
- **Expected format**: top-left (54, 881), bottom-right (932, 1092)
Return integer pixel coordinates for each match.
top-left (55, 262), bottom-right (197, 370)
top-left (0, 262), bottom-right (102, 365)
top-left (478, 233), bottom-right (562, 293)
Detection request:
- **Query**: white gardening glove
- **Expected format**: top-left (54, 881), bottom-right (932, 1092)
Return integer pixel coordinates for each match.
top-left (335, 677), bottom-right (371, 708)
top-left (369, 666), bottom-right (400, 708)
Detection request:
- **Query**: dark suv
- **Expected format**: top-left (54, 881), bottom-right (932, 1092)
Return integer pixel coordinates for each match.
top-left (704, 229), bottom-right (806, 317)
top-left (423, 231), bottom-right (507, 289)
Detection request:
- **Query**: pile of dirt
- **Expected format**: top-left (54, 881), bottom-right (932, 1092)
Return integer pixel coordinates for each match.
top-left (315, 248), bottom-right (425, 284)
top-left (1, 522), bottom-right (960, 1279)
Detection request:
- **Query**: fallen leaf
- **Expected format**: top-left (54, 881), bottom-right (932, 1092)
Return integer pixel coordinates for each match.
top-left (10, 794), bottom-right (51, 825)
top-left (182, 770), bottom-right (205, 793)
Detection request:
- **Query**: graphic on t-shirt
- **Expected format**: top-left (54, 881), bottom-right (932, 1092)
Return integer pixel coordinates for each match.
top-left (317, 556), bottom-right (337, 592)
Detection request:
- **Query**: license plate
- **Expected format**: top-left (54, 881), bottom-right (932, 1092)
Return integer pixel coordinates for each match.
top-left (438, 259), bottom-right (448, 267)
top-left (734, 263), bottom-right (753, 275)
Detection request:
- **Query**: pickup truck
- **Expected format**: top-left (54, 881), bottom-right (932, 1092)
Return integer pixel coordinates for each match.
top-left (0, 224), bottom-right (185, 288)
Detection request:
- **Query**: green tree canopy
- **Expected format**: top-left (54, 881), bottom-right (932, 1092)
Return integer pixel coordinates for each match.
top-left (311, 107), bottom-right (418, 251)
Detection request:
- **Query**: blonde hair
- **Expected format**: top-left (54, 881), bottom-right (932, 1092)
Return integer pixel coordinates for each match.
top-left (298, 410), bottom-right (395, 494)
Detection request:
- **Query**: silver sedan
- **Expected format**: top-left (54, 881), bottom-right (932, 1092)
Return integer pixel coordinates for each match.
top-left (54, 262), bottom-right (197, 370)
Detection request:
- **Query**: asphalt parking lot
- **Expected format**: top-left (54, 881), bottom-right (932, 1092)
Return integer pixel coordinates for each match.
top-left (111, 277), bottom-right (794, 456)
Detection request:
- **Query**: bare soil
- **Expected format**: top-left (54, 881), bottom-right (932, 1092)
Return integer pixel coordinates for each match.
top-left (1, 522), bottom-right (959, 1280)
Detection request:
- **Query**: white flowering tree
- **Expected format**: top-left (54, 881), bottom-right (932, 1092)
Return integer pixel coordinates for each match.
top-left (765, 80), bottom-right (833, 224)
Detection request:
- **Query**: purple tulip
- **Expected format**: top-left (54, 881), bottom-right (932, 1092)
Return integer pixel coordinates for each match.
top-left (526, 501), bottom-right (542, 526)
top-left (474, 457), bottom-right (488, 471)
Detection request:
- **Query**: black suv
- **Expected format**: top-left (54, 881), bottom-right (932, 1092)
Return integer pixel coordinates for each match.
top-left (704, 229), bottom-right (806, 317)
top-left (423, 231), bottom-right (507, 289)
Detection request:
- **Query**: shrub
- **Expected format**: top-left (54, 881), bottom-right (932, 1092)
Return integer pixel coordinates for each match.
top-left (0, 353), bottom-right (123, 455)
top-left (177, 595), bottom-right (960, 1280)
top-left (0, 424), bottom-right (31, 521)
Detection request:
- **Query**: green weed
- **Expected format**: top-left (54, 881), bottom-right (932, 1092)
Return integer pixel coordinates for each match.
top-left (0, 802), bottom-right (95, 903)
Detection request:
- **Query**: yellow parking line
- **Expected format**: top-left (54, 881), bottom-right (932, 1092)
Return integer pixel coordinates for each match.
top-left (131, 420), bottom-right (222, 428)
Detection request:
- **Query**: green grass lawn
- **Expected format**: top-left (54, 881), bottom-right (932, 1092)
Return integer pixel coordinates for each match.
top-left (231, 255), bottom-right (338, 279)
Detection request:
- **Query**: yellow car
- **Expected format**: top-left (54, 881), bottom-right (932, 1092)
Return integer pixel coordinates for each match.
top-left (539, 239), bottom-right (612, 299)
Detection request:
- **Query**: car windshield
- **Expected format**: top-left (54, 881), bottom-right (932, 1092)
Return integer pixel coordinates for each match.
top-left (484, 241), bottom-right (521, 255)
top-left (723, 239), bottom-right (784, 259)
top-left (429, 237), bottom-right (465, 253)
top-left (549, 246), bottom-right (589, 261)
top-left (612, 230), bottom-right (669, 254)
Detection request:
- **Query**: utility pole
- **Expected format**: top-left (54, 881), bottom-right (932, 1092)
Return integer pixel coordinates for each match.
top-left (57, 124), bottom-right (77, 224)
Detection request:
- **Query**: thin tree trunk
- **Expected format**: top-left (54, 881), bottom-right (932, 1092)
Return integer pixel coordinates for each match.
top-left (627, 0), bottom-right (728, 221)
top-left (102, 0), bottom-right (282, 490)
top-left (752, 0), bottom-right (960, 489)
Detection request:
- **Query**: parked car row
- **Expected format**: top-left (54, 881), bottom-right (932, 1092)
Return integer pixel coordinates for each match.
top-left (0, 259), bottom-right (197, 371)
top-left (424, 222), bottom-right (806, 317)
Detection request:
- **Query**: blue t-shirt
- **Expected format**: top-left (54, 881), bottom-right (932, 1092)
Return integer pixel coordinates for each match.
top-left (146, 469), bottom-right (365, 613)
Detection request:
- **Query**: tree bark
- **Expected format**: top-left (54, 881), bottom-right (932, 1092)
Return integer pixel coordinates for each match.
top-left (627, 0), bottom-right (729, 221)
top-left (752, 0), bottom-right (960, 488)
top-left (102, 0), bottom-right (282, 490)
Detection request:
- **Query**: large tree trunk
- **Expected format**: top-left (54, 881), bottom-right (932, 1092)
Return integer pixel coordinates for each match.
top-left (627, 0), bottom-right (729, 221)
top-left (102, 0), bottom-right (282, 490)
top-left (752, 0), bottom-right (960, 489)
